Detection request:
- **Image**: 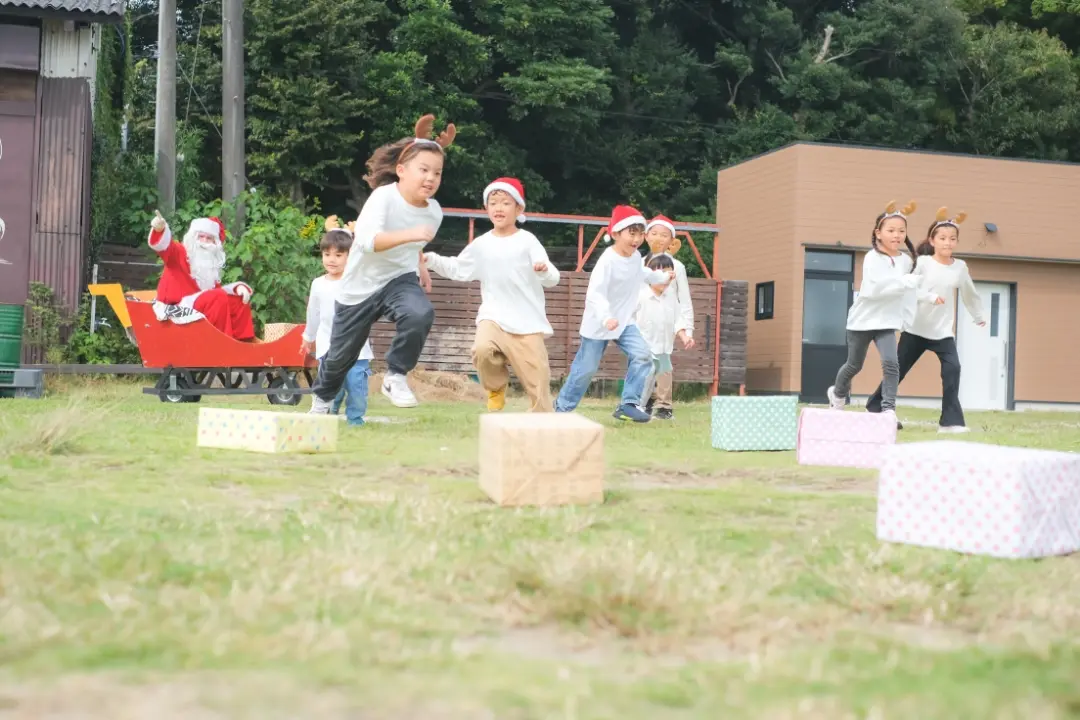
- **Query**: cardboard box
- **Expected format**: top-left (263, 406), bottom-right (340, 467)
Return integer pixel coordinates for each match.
top-left (711, 395), bottom-right (797, 451)
top-left (197, 407), bottom-right (338, 454)
top-left (796, 408), bottom-right (897, 469)
top-left (877, 440), bottom-right (1080, 559)
top-left (479, 413), bottom-right (604, 507)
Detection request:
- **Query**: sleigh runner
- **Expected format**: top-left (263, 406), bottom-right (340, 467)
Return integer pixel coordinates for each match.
top-left (89, 283), bottom-right (317, 405)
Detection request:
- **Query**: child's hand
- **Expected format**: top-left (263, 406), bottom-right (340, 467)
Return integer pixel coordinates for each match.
top-left (150, 210), bottom-right (166, 231)
top-left (933, 295), bottom-right (945, 305)
top-left (533, 262), bottom-right (548, 273)
top-left (604, 318), bottom-right (618, 331)
top-left (666, 270), bottom-right (676, 283)
top-left (418, 261), bottom-right (433, 293)
top-left (677, 330), bottom-right (695, 350)
top-left (299, 338), bottom-right (314, 356)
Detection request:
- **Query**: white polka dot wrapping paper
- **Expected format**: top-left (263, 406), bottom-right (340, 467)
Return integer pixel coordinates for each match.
top-left (796, 407), bottom-right (897, 469)
top-left (710, 395), bottom-right (798, 452)
top-left (876, 440), bottom-right (1080, 559)
top-left (196, 407), bottom-right (338, 454)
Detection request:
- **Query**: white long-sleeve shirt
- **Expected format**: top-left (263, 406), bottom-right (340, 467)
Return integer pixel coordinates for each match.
top-left (635, 285), bottom-right (688, 356)
top-left (303, 275), bottom-right (374, 361)
top-left (423, 230), bottom-right (560, 336)
top-left (581, 248), bottom-right (671, 340)
top-left (339, 183), bottom-right (443, 306)
top-left (846, 249), bottom-right (919, 332)
top-left (905, 255), bottom-right (985, 340)
top-left (664, 254), bottom-right (695, 338)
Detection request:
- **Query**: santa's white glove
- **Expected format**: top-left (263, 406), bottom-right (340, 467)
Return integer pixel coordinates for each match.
top-left (150, 210), bottom-right (167, 232)
top-left (236, 284), bottom-right (252, 304)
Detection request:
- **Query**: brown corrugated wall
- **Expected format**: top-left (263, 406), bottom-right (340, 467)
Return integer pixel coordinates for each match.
top-left (25, 77), bottom-right (91, 361)
top-left (718, 142), bottom-right (1080, 404)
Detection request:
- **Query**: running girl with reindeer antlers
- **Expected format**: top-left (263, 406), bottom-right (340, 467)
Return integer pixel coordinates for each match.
top-left (308, 113), bottom-right (455, 413)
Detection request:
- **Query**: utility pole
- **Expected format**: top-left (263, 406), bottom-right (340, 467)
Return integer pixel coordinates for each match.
top-left (154, 0), bottom-right (176, 215)
top-left (222, 0), bottom-right (245, 238)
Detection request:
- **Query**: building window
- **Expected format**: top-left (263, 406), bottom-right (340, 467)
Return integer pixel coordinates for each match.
top-left (755, 282), bottom-right (774, 321)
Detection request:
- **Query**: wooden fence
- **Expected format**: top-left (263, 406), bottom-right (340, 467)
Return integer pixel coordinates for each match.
top-left (95, 245), bottom-right (748, 388)
top-left (370, 273), bottom-right (747, 387)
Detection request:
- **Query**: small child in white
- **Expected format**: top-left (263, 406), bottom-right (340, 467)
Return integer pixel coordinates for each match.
top-left (424, 177), bottom-right (560, 412)
top-left (301, 218), bottom-right (374, 426)
top-left (554, 205), bottom-right (675, 423)
top-left (634, 253), bottom-right (687, 420)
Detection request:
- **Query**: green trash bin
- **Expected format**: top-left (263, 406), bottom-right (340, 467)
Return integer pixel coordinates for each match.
top-left (0, 303), bottom-right (24, 396)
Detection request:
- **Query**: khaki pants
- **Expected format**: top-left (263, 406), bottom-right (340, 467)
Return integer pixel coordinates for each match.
top-left (471, 320), bottom-right (554, 412)
top-left (652, 372), bottom-right (673, 410)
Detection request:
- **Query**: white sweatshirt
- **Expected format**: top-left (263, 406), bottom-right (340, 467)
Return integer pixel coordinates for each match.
top-left (635, 284), bottom-right (688, 356)
top-left (423, 230), bottom-right (560, 336)
top-left (662, 254), bottom-right (695, 338)
top-left (339, 183), bottom-right (443, 305)
top-left (906, 255), bottom-right (985, 340)
top-left (582, 248), bottom-right (671, 340)
top-left (846, 249), bottom-right (919, 332)
top-left (302, 275), bottom-right (374, 361)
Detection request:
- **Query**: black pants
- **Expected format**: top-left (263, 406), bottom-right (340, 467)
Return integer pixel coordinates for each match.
top-left (866, 332), bottom-right (965, 427)
top-left (312, 273), bottom-right (434, 402)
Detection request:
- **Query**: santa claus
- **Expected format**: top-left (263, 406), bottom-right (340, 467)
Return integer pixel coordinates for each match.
top-left (147, 211), bottom-right (256, 341)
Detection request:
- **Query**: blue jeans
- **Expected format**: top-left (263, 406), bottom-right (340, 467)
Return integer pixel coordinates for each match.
top-left (331, 359), bottom-right (370, 425)
top-left (555, 325), bottom-right (653, 412)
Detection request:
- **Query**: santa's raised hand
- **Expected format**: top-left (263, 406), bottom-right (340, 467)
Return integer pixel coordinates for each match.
top-left (150, 210), bottom-right (167, 232)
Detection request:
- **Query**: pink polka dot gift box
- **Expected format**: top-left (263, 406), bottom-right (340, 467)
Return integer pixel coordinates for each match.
top-left (877, 441), bottom-right (1080, 559)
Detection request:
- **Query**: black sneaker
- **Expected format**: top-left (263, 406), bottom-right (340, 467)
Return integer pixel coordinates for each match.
top-left (613, 404), bottom-right (651, 423)
top-left (644, 397), bottom-right (655, 415)
top-left (654, 408), bottom-right (673, 420)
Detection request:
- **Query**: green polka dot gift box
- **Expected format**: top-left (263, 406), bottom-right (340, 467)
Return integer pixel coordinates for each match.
top-left (710, 395), bottom-right (798, 452)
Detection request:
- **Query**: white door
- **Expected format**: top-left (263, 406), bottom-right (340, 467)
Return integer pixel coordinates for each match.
top-left (956, 282), bottom-right (1012, 411)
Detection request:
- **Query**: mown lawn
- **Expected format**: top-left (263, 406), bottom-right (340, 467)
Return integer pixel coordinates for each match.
top-left (1, 377), bottom-right (1079, 719)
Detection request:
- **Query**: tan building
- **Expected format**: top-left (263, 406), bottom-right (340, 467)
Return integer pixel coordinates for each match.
top-left (715, 142), bottom-right (1080, 412)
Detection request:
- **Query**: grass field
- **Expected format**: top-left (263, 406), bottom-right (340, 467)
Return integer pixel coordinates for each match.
top-left (2, 378), bottom-right (1080, 719)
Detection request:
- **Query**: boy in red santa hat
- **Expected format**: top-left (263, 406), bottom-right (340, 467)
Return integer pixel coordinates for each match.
top-left (554, 205), bottom-right (675, 423)
top-left (424, 177), bottom-right (560, 412)
top-left (147, 211), bottom-right (255, 341)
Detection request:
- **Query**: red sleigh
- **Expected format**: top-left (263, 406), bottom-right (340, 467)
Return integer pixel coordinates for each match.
top-left (89, 284), bottom-right (317, 405)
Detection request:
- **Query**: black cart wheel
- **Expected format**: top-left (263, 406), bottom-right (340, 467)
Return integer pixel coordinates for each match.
top-left (268, 375), bottom-right (301, 406)
top-left (159, 374), bottom-right (202, 403)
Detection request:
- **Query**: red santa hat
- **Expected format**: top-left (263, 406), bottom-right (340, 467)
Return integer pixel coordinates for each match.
top-left (604, 205), bottom-right (647, 243)
top-left (646, 214), bottom-right (676, 238)
top-left (483, 177), bottom-right (527, 224)
top-left (188, 217), bottom-right (226, 244)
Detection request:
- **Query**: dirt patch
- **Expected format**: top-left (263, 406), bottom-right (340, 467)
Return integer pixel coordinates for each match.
top-left (0, 672), bottom-right (358, 720)
top-left (615, 468), bottom-right (876, 495)
top-left (372, 371), bottom-right (486, 403)
top-left (451, 625), bottom-right (744, 668)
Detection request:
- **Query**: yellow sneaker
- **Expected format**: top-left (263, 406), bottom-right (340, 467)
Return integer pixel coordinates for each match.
top-left (487, 388), bottom-right (506, 411)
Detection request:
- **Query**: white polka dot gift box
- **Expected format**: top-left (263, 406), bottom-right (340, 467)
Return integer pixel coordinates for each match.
top-left (796, 408), bottom-right (897, 469)
top-left (710, 395), bottom-right (797, 452)
top-left (877, 441), bottom-right (1080, 559)
top-left (196, 407), bottom-right (338, 454)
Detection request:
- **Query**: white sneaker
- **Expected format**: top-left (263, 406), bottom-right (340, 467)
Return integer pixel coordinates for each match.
top-left (381, 373), bottom-right (418, 408)
top-left (826, 386), bottom-right (845, 410)
top-left (309, 394), bottom-right (334, 415)
top-left (939, 425), bottom-right (971, 434)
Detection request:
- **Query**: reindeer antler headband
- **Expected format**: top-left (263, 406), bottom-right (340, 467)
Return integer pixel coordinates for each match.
top-left (324, 215), bottom-right (355, 236)
top-left (397, 114), bottom-right (457, 165)
top-left (931, 207), bottom-right (967, 232)
top-left (878, 199), bottom-right (917, 226)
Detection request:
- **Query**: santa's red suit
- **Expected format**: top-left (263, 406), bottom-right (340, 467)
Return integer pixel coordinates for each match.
top-left (147, 216), bottom-right (256, 341)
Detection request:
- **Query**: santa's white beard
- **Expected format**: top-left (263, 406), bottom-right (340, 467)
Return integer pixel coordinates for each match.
top-left (185, 242), bottom-right (225, 291)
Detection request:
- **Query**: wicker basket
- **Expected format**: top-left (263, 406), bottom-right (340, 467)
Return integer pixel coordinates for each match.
top-left (262, 322), bottom-right (300, 344)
